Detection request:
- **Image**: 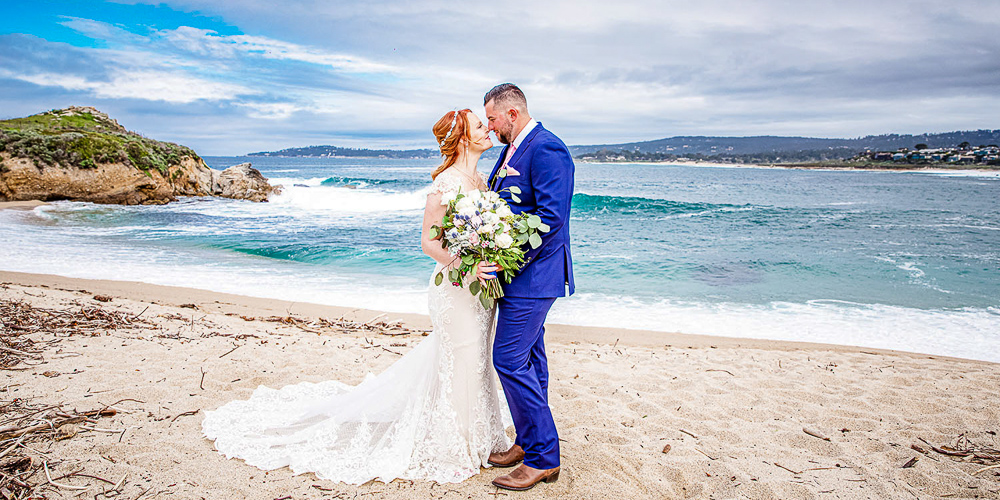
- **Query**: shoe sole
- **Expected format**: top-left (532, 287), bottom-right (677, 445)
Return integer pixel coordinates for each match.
top-left (491, 471), bottom-right (559, 491)
top-left (487, 458), bottom-right (523, 468)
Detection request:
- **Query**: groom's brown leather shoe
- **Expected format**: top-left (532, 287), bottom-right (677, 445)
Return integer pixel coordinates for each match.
top-left (487, 444), bottom-right (524, 468)
top-left (491, 464), bottom-right (560, 491)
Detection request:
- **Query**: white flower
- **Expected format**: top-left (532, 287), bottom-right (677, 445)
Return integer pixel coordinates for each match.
top-left (455, 197), bottom-right (474, 212)
top-left (440, 191), bottom-right (457, 205)
top-left (482, 212), bottom-right (500, 226)
top-left (496, 233), bottom-right (514, 249)
top-left (497, 205), bottom-right (513, 217)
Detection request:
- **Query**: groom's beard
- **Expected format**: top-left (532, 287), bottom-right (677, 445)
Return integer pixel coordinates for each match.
top-left (496, 123), bottom-right (514, 144)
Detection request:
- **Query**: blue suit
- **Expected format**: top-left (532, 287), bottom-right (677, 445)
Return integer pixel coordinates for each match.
top-left (488, 122), bottom-right (574, 469)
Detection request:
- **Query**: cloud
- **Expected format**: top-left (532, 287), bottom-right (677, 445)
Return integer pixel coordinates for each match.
top-left (233, 101), bottom-right (301, 119)
top-left (0, 67), bottom-right (255, 104)
top-left (158, 26), bottom-right (395, 73)
top-left (2, 0), bottom-right (998, 154)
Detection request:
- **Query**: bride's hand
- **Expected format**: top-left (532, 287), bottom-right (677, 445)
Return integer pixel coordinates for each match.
top-left (476, 261), bottom-right (498, 285)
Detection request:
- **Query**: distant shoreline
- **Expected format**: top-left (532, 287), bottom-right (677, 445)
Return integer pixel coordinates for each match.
top-left (576, 159), bottom-right (1000, 172)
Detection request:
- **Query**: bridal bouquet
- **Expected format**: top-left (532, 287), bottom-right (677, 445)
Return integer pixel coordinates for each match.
top-left (430, 187), bottom-right (549, 308)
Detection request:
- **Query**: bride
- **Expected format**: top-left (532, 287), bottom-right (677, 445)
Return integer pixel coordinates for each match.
top-left (202, 108), bottom-right (512, 484)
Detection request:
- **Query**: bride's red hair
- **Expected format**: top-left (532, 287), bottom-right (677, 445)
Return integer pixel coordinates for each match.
top-left (431, 109), bottom-right (471, 180)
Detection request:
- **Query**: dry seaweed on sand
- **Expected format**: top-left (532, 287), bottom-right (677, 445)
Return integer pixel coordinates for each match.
top-left (0, 396), bottom-right (124, 499)
top-left (1, 298), bottom-right (155, 334)
top-left (919, 434), bottom-right (1000, 472)
top-left (253, 312), bottom-right (429, 336)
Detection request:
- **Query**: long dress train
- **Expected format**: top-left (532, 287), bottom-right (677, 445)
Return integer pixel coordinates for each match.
top-left (201, 171), bottom-right (511, 484)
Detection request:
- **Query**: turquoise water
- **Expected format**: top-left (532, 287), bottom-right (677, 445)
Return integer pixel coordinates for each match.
top-left (2, 157), bottom-right (998, 361)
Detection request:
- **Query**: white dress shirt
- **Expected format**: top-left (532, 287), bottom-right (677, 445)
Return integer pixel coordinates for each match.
top-left (505, 118), bottom-right (538, 164)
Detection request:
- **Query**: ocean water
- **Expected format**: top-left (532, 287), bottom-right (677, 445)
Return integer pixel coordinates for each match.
top-left (2, 157), bottom-right (999, 362)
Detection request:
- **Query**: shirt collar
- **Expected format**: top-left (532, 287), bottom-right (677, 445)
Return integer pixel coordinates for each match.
top-left (511, 119), bottom-right (538, 150)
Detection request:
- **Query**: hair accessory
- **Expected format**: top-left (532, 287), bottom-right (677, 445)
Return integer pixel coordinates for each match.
top-left (440, 110), bottom-right (459, 147)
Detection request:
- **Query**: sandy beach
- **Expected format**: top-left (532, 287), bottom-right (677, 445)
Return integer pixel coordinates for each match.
top-left (2, 270), bottom-right (998, 499)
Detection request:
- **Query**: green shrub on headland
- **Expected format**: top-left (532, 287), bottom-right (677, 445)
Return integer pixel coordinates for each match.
top-left (0, 107), bottom-right (200, 175)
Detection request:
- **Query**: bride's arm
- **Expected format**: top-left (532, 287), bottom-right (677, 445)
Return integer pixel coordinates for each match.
top-left (421, 192), bottom-right (459, 268)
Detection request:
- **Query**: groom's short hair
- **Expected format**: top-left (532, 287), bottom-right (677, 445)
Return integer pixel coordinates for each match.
top-left (484, 83), bottom-right (527, 112)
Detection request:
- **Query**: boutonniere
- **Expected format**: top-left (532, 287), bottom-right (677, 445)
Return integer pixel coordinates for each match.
top-left (498, 165), bottom-right (520, 178)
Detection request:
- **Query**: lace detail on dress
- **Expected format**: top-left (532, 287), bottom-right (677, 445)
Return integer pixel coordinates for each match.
top-left (429, 171), bottom-right (463, 196)
top-left (202, 172), bottom-right (511, 484)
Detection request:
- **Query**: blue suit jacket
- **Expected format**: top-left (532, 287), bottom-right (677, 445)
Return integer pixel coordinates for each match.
top-left (489, 123), bottom-right (575, 298)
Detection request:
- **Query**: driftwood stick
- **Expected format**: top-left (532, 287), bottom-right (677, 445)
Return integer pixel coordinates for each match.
top-left (0, 345), bottom-right (39, 358)
top-left (365, 313), bottom-right (388, 326)
top-left (81, 425), bottom-right (125, 433)
top-left (219, 345), bottom-right (241, 358)
top-left (111, 472), bottom-right (127, 491)
top-left (972, 464), bottom-right (1000, 476)
top-left (0, 434), bottom-right (27, 461)
top-left (706, 369), bottom-right (735, 376)
top-left (803, 427), bottom-right (831, 441)
top-left (679, 429), bottom-right (699, 439)
top-left (73, 473), bottom-right (116, 485)
top-left (170, 410), bottom-right (199, 424)
top-left (132, 306), bottom-right (150, 320)
top-left (775, 462), bottom-right (803, 474)
top-left (0, 415), bottom-right (85, 440)
top-left (919, 437), bottom-right (969, 457)
top-left (44, 460), bottom-right (90, 490)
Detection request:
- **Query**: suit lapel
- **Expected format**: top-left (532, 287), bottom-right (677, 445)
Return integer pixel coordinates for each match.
top-left (508, 123), bottom-right (541, 169)
top-left (488, 145), bottom-right (508, 191)
top-left (492, 123), bottom-right (543, 191)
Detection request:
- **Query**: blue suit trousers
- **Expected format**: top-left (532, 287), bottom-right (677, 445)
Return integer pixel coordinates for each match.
top-left (493, 296), bottom-right (559, 469)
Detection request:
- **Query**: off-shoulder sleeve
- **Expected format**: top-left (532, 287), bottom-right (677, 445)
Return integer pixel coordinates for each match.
top-left (428, 172), bottom-right (462, 196)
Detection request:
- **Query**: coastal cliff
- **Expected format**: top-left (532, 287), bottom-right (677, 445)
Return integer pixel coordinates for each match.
top-left (0, 107), bottom-right (279, 205)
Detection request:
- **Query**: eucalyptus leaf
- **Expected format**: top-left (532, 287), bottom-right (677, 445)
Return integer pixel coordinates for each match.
top-left (509, 186), bottom-right (521, 194)
top-left (430, 226), bottom-right (441, 239)
top-left (529, 232), bottom-right (542, 248)
top-left (527, 215), bottom-right (542, 228)
top-left (480, 293), bottom-right (492, 309)
top-left (511, 194), bottom-right (521, 203)
top-left (470, 281), bottom-right (481, 296)
top-left (434, 272), bottom-right (444, 286)
top-left (498, 169), bottom-right (507, 178)
top-left (537, 222), bottom-right (550, 232)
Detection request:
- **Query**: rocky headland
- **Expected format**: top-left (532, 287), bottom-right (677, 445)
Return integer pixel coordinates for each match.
top-left (0, 106), bottom-right (279, 205)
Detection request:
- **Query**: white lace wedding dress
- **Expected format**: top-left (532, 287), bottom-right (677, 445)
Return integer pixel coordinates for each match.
top-left (202, 171), bottom-right (511, 484)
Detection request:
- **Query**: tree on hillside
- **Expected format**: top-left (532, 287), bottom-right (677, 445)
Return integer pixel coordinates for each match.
top-left (959, 141), bottom-right (971, 149)
top-left (915, 143), bottom-right (928, 150)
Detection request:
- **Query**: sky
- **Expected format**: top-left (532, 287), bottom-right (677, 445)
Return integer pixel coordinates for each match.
top-left (1, 0), bottom-right (998, 155)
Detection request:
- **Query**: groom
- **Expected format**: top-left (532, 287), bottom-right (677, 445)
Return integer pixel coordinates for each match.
top-left (481, 83), bottom-right (575, 491)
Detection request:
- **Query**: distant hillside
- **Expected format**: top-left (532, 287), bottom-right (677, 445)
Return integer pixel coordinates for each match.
top-left (571, 130), bottom-right (1000, 159)
top-left (248, 145), bottom-right (439, 159)
top-left (247, 129), bottom-right (1000, 163)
